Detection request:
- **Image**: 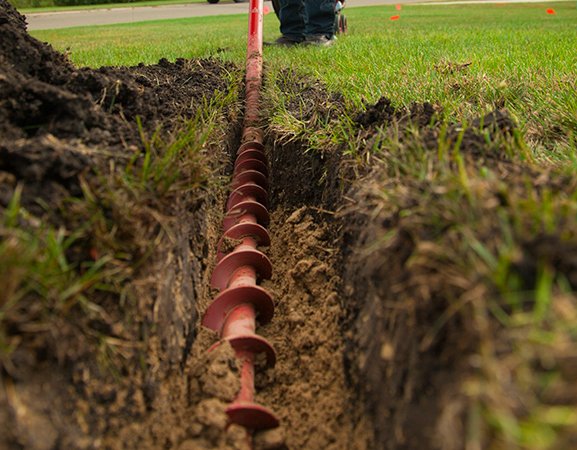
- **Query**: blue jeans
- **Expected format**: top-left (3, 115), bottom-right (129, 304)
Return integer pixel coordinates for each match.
top-left (279, 0), bottom-right (336, 41)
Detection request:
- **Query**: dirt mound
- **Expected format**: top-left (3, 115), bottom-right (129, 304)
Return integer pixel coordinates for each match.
top-left (355, 97), bottom-right (438, 129)
top-left (1, 0), bottom-right (232, 221)
top-left (0, 0), bottom-right (72, 83)
top-left (356, 96), bottom-right (515, 159)
top-left (0, 0), bottom-right (230, 160)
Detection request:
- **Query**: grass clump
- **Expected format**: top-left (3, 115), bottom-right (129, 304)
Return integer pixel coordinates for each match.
top-left (0, 183), bottom-right (133, 374)
top-left (264, 67), bottom-right (357, 153)
top-left (127, 93), bottom-right (229, 197)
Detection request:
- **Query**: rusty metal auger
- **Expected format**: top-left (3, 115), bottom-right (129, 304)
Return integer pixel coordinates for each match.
top-left (201, 0), bottom-right (279, 432)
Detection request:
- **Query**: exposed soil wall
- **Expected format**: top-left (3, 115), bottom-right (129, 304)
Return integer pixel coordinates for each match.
top-left (342, 177), bottom-right (474, 450)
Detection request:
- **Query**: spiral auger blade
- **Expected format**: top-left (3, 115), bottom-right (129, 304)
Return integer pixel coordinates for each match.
top-left (201, 0), bottom-right (279, 432)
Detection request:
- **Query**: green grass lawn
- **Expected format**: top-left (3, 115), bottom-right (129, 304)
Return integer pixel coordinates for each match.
top-left (32, 2), bottom-right (577, 158)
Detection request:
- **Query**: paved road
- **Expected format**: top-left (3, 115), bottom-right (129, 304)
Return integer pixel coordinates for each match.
top-left (25, 0), bottom-right (419, 30)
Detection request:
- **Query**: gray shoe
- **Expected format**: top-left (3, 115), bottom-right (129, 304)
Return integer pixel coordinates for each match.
top-left (304, 34), bottom-right (335, 46)
top-left (267, 35), bottom-right (303, 47)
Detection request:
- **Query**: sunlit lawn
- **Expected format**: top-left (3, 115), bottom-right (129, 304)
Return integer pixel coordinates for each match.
top-left (33, 2), bottom-right (577, 154)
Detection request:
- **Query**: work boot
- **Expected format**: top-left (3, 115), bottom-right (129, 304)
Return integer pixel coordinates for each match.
top-left (304, 34), bottom-right (335, 46)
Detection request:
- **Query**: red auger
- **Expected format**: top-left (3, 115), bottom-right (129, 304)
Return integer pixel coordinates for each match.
top-left (201, 0), bottom-right (279, 432)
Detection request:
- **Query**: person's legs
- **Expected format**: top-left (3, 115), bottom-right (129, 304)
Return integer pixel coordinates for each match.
top-left (304, 0), bottom-right (335, 38)
top-left (278, 0), bottom-right (307, 42)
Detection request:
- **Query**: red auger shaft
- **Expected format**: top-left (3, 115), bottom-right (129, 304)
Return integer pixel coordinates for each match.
top-left (201, 0), bottom-right (279, 432)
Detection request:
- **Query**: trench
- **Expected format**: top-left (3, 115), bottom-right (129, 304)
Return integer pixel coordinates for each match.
top-left (166, 117), bottom-right (467, 449)
top-left (179, 120), bottom-right (373, 448)
top-left (126, 92), bottom-right (486, 450)
top-left (185, 70), bottom-right (465, 448)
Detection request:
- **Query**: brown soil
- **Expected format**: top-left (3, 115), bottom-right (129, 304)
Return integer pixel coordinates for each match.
top-left (258, 206), bottom-right (371, 450)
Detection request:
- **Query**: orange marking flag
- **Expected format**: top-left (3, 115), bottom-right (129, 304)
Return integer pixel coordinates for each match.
top-left (396, 4), bottom-right (402, 10)
top-left (546, 8), bottom-right (556, 14)
top-left (390, 15), bottom-right (400, 20)
top-left (264, 5), bottom-right (271, 14)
